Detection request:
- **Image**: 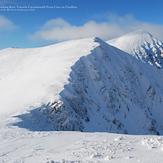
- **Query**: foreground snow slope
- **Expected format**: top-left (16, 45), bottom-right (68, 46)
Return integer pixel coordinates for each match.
top-left (1, 36), bottom-right (163, 134)
top-left (1, 131), bottom-right (163, 163)
top-left (107, 30), bottom-right (163, 67)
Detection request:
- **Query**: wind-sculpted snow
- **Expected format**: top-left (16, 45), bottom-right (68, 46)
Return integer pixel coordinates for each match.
top-left (107, 30), bottom-right (163, 68)
top-left (12, 37), bottom-right (163, 135)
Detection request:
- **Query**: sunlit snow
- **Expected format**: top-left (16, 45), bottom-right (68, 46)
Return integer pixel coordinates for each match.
top-left (1, 31), bottom-right (163, 162)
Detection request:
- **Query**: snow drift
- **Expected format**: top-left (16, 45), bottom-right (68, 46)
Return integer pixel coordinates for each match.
top-left (1, 31), bottom-right (163, 135)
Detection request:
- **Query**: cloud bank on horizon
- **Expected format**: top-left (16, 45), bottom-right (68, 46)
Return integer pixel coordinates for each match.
top-left (30, 13), bottom-right (163, 42)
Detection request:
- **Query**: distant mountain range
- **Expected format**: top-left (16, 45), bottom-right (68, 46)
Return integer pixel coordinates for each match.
top-left (1, 30), bottom-right (163, 135)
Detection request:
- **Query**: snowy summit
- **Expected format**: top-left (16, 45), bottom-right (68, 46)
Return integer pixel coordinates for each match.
top-left (107, 30), bottom-right (163, 68)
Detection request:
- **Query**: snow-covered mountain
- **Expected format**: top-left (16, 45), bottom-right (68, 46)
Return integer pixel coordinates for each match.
top-left (1, 31), bottom-right (163, 162)
top-left (1, 34), bottom-right (163, 135)
top-left (107, 30), bottom-right (163, 68)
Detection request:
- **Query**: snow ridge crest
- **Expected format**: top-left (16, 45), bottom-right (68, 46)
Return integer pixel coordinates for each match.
top-left (16, 35), bottom-right (163, 135)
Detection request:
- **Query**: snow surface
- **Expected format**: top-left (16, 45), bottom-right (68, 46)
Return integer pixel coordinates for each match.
top-left (107, 30), bottom-right (163, 68)
top-left (1, 131), bottom-right (163, 163)
top-left (1, 32), bottom-right (163, 162)
top-left (0, 38), bottom-right (98, 114)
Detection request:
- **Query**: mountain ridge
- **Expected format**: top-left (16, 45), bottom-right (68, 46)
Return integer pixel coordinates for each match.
top-left (1, 32), bottom-right (163, 135)
top-left (12, 35), bottom-right (163, 135)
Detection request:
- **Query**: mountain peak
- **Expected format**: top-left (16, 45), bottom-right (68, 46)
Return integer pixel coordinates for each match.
top-left (107, 30), bottom-right (163, 67)
top-left (121, 30), bottom-right (154, 43)
top-left (109, 30), bottom-right (154, 45)
top-left (126, 30), bottom-right (151, 36)
top-left (94, 37), bottom-right (108, 46)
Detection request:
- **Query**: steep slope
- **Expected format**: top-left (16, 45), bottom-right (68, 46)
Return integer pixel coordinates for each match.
top-left (1, 37), bottom-right (163, 135)
top-left (12, 38), bottom-right (163, 135)
top-left (107, 30), bottom-right (163, 68)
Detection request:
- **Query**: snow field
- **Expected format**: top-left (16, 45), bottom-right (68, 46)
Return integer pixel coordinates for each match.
top-left (0, 131), bottom-right (163, 163)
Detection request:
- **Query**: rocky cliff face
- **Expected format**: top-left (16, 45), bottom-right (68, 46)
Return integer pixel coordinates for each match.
top-left (34, 37), bottom-right (163, 135)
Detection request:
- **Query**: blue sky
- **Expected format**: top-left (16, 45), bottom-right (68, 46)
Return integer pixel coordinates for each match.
top-left (0, 0), bottom-right (163, 49)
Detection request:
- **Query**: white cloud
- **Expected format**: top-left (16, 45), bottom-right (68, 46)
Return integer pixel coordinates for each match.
top-left (30, 14), bottom-right (163, 42)
top-left (0, 15), bottom-right (19, 31)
